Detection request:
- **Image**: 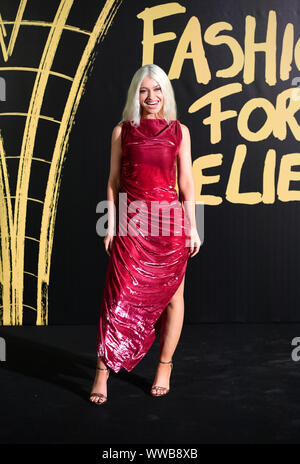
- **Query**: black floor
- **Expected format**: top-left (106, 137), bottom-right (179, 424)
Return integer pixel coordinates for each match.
top-left (0, 323), bottom-right (300, 445)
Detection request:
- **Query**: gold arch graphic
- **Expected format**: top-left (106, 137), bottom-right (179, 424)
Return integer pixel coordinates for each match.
top-left (0, 0), bottom-right (123, 325)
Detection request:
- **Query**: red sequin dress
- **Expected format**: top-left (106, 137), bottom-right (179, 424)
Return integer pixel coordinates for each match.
top-left (96, 118), bottom-right (190, 372)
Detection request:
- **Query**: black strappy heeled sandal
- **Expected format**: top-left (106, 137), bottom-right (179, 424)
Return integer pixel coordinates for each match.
top-left (90, 366), bottom-right (110, 405)
top-left (151, 360), bottom-right (173, 397)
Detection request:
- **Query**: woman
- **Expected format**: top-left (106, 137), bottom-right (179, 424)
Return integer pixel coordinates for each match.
top-left (90, 64), bottom-right (201, 404)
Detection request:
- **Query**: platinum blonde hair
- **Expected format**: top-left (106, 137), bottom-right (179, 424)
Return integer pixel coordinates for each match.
top-left (118, 64), bottom-right (178, 126)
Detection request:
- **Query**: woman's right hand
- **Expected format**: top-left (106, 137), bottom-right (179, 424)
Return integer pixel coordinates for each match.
top-left (104, 232), bottom-right (115, 256)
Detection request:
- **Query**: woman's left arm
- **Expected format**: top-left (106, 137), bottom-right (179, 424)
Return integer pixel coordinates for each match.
top-left (177, 123), bottom-right (201, 257)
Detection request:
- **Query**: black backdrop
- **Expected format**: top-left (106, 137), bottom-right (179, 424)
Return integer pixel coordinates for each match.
top-left (1, 0), bottom-right (300, 325)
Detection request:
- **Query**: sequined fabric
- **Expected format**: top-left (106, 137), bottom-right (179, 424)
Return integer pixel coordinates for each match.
top-left (96, 118), bottom-right (191, 372)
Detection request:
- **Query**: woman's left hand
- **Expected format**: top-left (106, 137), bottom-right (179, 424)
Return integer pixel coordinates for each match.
top-left (186, 227), bottom-right (201, 257)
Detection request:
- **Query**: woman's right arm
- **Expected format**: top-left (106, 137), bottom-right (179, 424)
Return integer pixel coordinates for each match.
top-left (104, 123), bottom-right (123, 256)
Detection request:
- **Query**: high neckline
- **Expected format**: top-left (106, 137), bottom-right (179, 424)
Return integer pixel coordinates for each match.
top-left (130, 119), bottom-right (174, 138)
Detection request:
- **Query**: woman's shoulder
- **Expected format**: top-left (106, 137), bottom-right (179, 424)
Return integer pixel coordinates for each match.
top-left (114, 120), bottom-right (132, 131)
top-left (112, 120), bottom-right (128, 134)
top-left (113, 121), bottom-right (131, 145)
top-left (176, 119), bottom-right (187, 129)
top-left (177, 120), bottom-right (190, 137)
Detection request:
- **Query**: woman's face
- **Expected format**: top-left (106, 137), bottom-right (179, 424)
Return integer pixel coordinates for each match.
top-left (139, 76), bottom-right (164, 118)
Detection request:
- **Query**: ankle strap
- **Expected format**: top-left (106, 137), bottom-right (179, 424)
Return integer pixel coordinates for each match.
top-left (97, 366), bottom-right (109, 370)
top-left (159, 360), bottom-right (173, 364)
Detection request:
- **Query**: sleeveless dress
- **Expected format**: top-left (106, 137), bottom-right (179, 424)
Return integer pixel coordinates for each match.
top-left (96, 118), bottom-right (191, 372)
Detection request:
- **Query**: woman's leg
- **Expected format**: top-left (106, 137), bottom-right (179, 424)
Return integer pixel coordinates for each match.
top-left (90, 356), bottom-right (110, 404)
top-left (151, 273), bottom-right (186, 394)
